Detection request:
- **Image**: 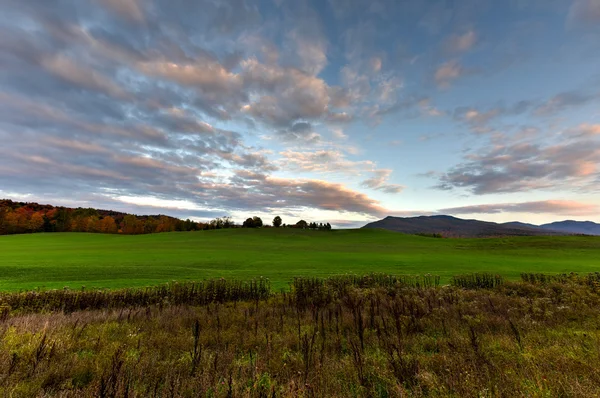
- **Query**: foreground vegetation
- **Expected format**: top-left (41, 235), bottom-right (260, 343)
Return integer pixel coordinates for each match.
top-left (1, 273), bottom-right (600, 397)
top-left (1, 229), bottom-right (600, 290)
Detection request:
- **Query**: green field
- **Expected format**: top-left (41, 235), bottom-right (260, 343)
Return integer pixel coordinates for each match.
top-left (0, 228), bottom-right (599, 290)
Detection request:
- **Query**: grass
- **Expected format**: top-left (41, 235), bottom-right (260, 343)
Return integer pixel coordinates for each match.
top-left (1, 275), bottom-right (600, 396)
top-left (0, 228), bottom-right (599, 291)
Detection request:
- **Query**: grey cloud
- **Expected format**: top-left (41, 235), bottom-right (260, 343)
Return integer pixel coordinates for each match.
top-left (40, 53), bottom-right (129, 99)
top-left (443, 30), bottom-right (477, 54)
top-left (0, 0), bottom-right (461, 222)
top-left (419, 2), bottom-right (454, 35)
top-left (372, 95), bottom-right (430, 118)
top-left (279, 150), bottom-right (375, 175)
top-left (2, 0), bottom-right (420, 145)
top-left (437, 138), bottom-right (600, 194)
top-left (326, 112), bottom-right (354, 124)
top-left (220, 152), bottom-right (278, 172)
top-left (361, 170), bottom-right (405, 194)
top-left (97, 0), bottom-right (146, 23)
top-left (534, 91), bottom-right (598, 115)
top-left (218, 171), bottom-right (388, 216)
top-left (439, 200), bottom-right (600, 216)
top-left (566, 124), bottom-right (600, 138)
top-left (275, 122), bottom-right (321, 144)
top-left (278, 2), bottom-right (328, 76)
top-left (452, 89), bottom-right (597, 135)
top-left (453, 107), bottom-right (501, 133)
top-left (434, 59), bottom-right (467, 88)
top-left (567, 0), bottom-right (600, 28)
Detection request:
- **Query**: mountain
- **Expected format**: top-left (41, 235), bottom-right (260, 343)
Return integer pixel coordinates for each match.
top-left (362, 215), bottom-right (564, 238)
top-left (502, 221), bottom-right (540, 229)
top-left (539, 220), bottom-right (600, 236)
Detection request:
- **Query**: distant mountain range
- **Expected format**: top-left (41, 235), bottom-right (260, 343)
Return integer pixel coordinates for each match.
top-left (362, 215), bottom-right (600, 238)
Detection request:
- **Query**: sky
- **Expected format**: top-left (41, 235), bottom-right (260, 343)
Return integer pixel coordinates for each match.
top-left (1, 0), bottom-right (599, 228)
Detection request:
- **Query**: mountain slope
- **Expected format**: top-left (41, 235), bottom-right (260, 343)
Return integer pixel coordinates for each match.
top-left (539, 220), bottom-right (600, 236)
top-left (363, 215), bottom-right (563, 238)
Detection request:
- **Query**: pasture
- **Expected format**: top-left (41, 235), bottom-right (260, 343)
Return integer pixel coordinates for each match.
top-left (0, 228), bottom-right (599, 290)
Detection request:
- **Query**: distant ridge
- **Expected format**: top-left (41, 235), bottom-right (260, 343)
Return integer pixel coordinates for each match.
top-left (361, 215), bottom-right (600, 238)
top-left (537, 220), bottom-right (600, 236)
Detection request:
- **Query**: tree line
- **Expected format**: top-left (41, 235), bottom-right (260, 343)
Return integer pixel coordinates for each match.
top-left (0, 200), bottom-right (201, 235)
top-left (0, 200), bottom-right (333, 235)
top-left (241, 216), bottom-right (332, 230)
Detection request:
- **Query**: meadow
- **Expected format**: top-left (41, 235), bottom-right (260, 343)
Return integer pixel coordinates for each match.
top-left (2, 274), bottom-right (600, 397)
top-left (0, 228), bottom-right (599, 290)
top-left (2, 229), bottom-right (600, 396)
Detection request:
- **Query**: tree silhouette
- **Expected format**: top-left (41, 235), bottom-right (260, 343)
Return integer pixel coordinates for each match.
top-left (296, 220), bottom-right (308, 229)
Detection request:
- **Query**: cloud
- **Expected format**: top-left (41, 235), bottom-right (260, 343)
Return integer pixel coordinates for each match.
top-left (0, 0), bottom-right (408, 224)
top-left (419, 1), bottom-right (454, 35)
top-left (40, 54), bottom-right (129, 99)
top-left (439, 200), bottom-right (600, 216)
top-left (371, 95), bottom-right (429, 118)
top-left (240, 59), bottom-right (333, 128)
top-left (444, 30), bottom-right (477, 53)
top-left (2, 0), bottom-right (598, 226)
top-left (418, 99), bottom-right (444, 117)
top-left (437, 136), bottom-right (600, 194)
top-left (361, 169), bottom-right (405, 194)
top-left (285, 21), bottom-right (328, 76)
top-left (278, 151), bottom-right (404, 194)
top-left (97, 0), bottom-right (146, 22)
top-left (450, 89), bottom-right (598, 135)
top-left (568, 124), bottom-right (600, 138)
top-left (567, 0), bottom-right (600, 28)
top-left (279, 150), bottom-right (375, 174)
top-left (330, 128), bottom-right (348, 140)
top-left (273, 122), bottom-right (322, 144)
top-left (534, 91), bottom-right (597, 115)
top-left (327, 112), bottom-right (353, 124)
top-left (138, 59), bottom-right (244, 107)
top-left (434, 60), bottom-right (466, 88)
top-left (222, 171), bottom-right (389, 216)
top-left (454, 107), bottom-right (501, 133)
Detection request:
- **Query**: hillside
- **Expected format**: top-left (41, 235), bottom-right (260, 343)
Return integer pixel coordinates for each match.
top-left (1, 228), bottom-right (599, 290)
top-left (362, 215), bottom-right (562, 238)
top-left (0, 199), bottom-right (203, 235)
top-left (539, 220), bottom-right (600, 235)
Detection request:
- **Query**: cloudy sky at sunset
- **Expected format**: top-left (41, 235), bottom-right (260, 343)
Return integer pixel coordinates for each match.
top-left (1, 0), bottom-right (599, 227)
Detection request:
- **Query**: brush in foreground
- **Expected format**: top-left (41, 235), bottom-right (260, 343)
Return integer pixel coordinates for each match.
top-left (0, 273), bottom-right (599, 397)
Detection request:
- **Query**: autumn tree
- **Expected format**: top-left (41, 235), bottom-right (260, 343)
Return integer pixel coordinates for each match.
top-left (53, 208), bottom-right (72, 232)
top-left (156, 216), bottom-right (175, 233)
top-left (29, 212), bottom-right (45, 232)
top-left (0, 207), bottom-right (7, 235)
top-left (98, 216), bottom-right (118, 234)
top-left (0, 200), bottom-right (201, 236)
top-left (121, 214), bottom-right (143, 234)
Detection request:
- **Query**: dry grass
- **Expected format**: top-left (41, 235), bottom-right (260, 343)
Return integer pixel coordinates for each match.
top-left (1, 274), bottom-right (600, 397)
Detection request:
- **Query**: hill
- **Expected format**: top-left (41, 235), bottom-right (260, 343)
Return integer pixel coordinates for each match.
top-left (0, 228), bottom-right (599, 290)
top-left (539, 220), bottom-right (600, 236)
top-left (0, 199), bottom-right (204, 235)
top-left (362, 215), bottom-right (562, 238)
